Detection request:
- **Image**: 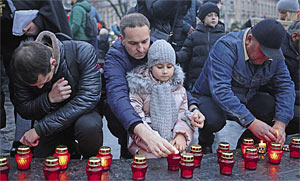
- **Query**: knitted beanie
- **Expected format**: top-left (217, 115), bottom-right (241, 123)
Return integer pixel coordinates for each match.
top-left (147, 40), bottom-right (176, 68)
top-left (276, 0), bottom-right (299, 12)
top-left (198, 2), bottom-right (219, 21)
top-left (288, 17), bottom-right (300, 34)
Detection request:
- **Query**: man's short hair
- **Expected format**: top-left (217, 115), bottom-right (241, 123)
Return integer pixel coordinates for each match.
top-left (120, 13), bottom-right (150, 38)
top-left (12, 41), bottom-right (52, 85)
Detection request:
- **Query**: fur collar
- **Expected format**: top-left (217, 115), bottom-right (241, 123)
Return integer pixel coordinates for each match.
top-left (126, 64), bottom-right (185, 95)
top-left (35, 31), bottom-right (60, 73)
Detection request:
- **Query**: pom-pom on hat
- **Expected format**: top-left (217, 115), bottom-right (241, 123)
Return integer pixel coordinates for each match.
top-left (276, 0), bottom-right (299, 12)
top-left (251, 19), bottom-right (285, 60)
top-left (198, 2), bottom-right (219, 21)
top-left (147, 40), bottom-right (176, 68)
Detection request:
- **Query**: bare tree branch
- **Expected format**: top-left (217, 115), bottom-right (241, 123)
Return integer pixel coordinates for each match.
top-left (106, 0), bottom-right (122, 20)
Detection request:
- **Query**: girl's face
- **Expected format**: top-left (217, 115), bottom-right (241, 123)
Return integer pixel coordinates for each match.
top-left (204, 12), bottom-right (219, 28)
top-left (151, 62), bottom-right (174, 82)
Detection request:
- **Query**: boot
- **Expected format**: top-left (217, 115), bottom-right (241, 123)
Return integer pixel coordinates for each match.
top-left (198, 130), bottom-right (215, 154)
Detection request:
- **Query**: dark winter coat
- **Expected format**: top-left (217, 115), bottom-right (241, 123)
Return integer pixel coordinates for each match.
top-left (172, 0), bottom-right (201, 51)
top-left (135, 0), bottom-right (190, 41)
top-left (10, 31), bottom-right (101, 136)
top-left (1, 0), bottom-right (72, 70)
top-left (176, 22), bottom-right (225, 90)
top-left (281, 33), bottom-right (300, 105)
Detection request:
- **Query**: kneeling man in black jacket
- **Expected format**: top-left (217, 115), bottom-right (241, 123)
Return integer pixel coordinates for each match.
top-left (10, 31), bottom-right (102, 158)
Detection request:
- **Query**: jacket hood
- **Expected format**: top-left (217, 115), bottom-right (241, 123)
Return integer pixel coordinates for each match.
top-left (35, 31), bottom-right (61, 73)
top-left (196, 21), bottom-right (225, 33)
top-left (126, 64), bottom-right (185, 95)
top-left (74, 0), bottom-right (91, 12)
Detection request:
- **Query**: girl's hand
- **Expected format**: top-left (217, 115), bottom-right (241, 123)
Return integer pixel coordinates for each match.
top-left (171, 133), bottom-right (187, 153)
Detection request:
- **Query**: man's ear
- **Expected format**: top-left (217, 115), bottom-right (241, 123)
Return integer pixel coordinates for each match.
top-left (120, 34), bottom-right (124, 44)
top-left (50, 57), bottom-right (57, 66)
top-left (291, 32), bottom-right (299, 42)
top-left (245, 33), bottom-right (253, 45)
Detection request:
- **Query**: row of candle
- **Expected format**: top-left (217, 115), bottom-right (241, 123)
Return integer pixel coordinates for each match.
top-left (0, 137), bottom-right (299, 180)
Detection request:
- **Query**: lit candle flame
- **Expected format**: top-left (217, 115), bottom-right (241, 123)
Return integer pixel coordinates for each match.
top-left (270, 152), bottom-right (279, 161)
top-left (58, 156), bottom-right (68, 166)
top-left (101, 157), bottom-right (108, 167)
top-left (17, 158), bottom-right (27, 166)
top-left (259, 140), bottom-right (266, 148)
top-left (275, 129), bottom-right (279, 137)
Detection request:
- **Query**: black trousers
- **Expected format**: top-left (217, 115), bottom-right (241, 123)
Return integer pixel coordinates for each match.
top-left (197, 92), bottom-right (299, 147)
top-left (34, 111), bottom-right (103, 158)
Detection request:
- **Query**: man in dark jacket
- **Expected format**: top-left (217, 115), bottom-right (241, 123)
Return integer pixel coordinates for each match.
top-left (279, 18), bottom-right (300, 134)
top-left (10, 31), bottom-right (102, 158)
top-left (104, 13), bottom-right (205, 158)
top-left (192, 19), bottom-right (295, 153)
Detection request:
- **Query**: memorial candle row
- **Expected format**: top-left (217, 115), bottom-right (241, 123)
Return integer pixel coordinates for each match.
top-left (0, 137), bottom-right (299, 180)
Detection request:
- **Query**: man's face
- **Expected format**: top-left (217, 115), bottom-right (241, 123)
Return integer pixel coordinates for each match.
top-left (29, 58), bottom-right (56, 89)
top-left (246, 35), bottom-right (269, 65)
top-left (121, 25), bottom-right (150, 60)
top-left (291, 32), bottom-right (300, 54)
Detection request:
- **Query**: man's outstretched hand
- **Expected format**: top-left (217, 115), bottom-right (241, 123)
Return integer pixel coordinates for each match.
top-left (20, 128), bottom-right (40, 147)
top-left (248, 119), bottom-right (277, 143)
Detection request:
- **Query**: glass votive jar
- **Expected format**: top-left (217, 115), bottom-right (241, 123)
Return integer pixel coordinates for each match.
top-left (131, 155), bottom-right (148, 180)
top-left (244, 147), bottom-right (259, 170)
top-left (53, 145), bottom-right (70, 170)
top-left (241, 138), bottom-right (254, 158)
top-left (216, 142), bottom-right (230, 160)
top-left (268, 142), bottom-right (283, 164)
top-left (85, 156), bottom-right (102, 181)
top-left (0, 156), bottom-right (10, 181)
top-left (15, 145), bottom-right (32, 170)
top-left (42, 156), bottom-right (60, 181)
top-left (190, 144), bottom-right (203, 168)
top-left (167, 153), bottom-right (181, 171)
top-left (289, 137), bottom-right (300, 158)
top-left (218, 151), bottom-right (235, 175)
top-left (179, 153), bottom-right (195, 179)
top-left (96, 146), bottom-right (113, 171)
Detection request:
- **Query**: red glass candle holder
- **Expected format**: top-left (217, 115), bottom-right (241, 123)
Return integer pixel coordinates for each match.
top-left (179, 153), bottom-right (195, 179)
top-left (244, 147), bottom-right (258, 170)
top-left (190, 144), bottom-right (203, 168)
top-left (216, 142), bottom-right (230, 160)
top-left (218, 151), bottom-right (235, 175)
top-left (167, 153), bottom-right (181, 171)
top-left (241, 138), bottom-right (254, 158)
top-left (0, 156), bottom-right (10, 181)
top-left (53, 145), bottom-right (70, 170)
top-left (96, 146), bottom-right (113, 171)
top-left (289, 137), bottom-right (300, 158)
top-left (42, 156), bottom-right (60, 181)
top-left (268, 142), bottom-right (283, 164)
top-left (15, 145), bottom-right (32, 170)
top-left (131, 155), bottom-right (148, 180)
top-left (86, 156), bottom-right (102, 181)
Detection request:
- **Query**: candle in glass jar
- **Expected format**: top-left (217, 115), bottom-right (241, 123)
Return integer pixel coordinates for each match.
top-left (96, 146), bottom-right (113, 171)
top-left (216, 142), bottom-right (230, 160)
top-left (244, 147), bottom-right (259, 170)
top-left (0, 156), bottom-right (10, 181)
top-left (53, 145), bottom-right (70, 170)
top-left (289, 137), bottom-right (300, 158)
top-left (167, 153), bottom-right (181, 171)
top-left (131, 155), bottom-right (148, 180)
top-left (15, 145), bottom-right (32, 170)
top-left (85, 156), bottom-right (102, 181)
top-left (42, 156), bottom-right (60, 181)
top-left (241, 138), bottom-right (254, 158)
top-left (218, 151), bottom-right (235, 175)
top-left (179, 153), bottom-right (195, 179)
top-left (268, 142), bottom-right (283, 164)
top-left (190, 144), bottom-right (203, 168)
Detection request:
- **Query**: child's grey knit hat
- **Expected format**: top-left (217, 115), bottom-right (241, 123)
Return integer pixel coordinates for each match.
top-left (147, 40), bottom-right (176, 67)
top-left (276, 0), bottom-right (299, 12)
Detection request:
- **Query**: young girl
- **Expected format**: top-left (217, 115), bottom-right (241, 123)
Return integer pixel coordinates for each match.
top-left (126, 40), bottom-right (194, 158)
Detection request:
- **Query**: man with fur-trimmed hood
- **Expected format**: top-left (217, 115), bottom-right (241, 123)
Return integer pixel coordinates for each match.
top-left (10, 31), bottom-right (102, 158)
